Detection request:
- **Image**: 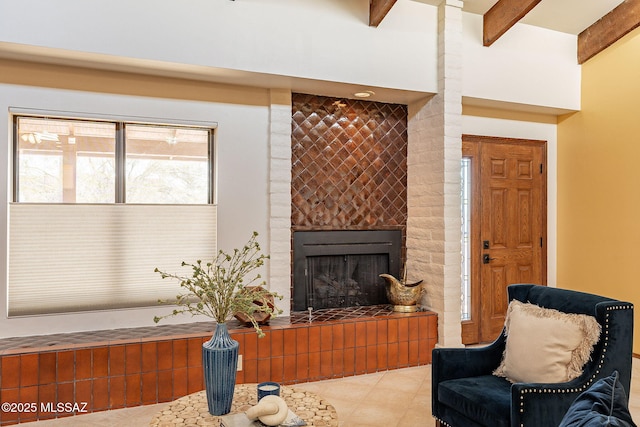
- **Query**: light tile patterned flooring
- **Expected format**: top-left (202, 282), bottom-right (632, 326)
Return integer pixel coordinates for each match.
top-left (27, 360), bottom-right (640, 427)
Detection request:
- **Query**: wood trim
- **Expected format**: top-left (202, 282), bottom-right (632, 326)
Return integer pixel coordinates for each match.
top-left (578, 0), bottom-right (640, 64)
top-left (483, 0), bottom-right (542, 46)
top-left (369, 0), bottom-right (397, 27)
top-left (461, 134), bottom-right (547, 345)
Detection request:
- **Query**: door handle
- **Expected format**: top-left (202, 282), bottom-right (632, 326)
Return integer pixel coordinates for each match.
top-left (482, 254), bottom-right (496, 264)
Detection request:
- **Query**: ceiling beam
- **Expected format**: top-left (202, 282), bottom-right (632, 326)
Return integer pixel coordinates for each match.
top-left (483, 0), bottom-right (542, 46)
top-left (578, 0), bottom-right (640, 64)
top-left (369, 0), bottom-right (397, 27)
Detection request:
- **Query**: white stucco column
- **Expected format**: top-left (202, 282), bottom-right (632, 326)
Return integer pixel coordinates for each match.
top-left (268, 89), bottom-right (293, 316)
top-left (407, 0), bottom-right (463, 348)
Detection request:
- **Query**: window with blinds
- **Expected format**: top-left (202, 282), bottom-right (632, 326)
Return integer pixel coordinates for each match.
top-left (9, 114), bottom-right (218, 316)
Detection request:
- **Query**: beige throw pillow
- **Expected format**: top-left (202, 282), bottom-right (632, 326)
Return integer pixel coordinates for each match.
top-left (493, 300), bottom-right (601, 384)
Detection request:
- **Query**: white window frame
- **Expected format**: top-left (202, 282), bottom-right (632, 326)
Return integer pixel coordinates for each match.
top-left (12, 111), bottom-right (217, 205)
top-left (8, 108), bottom-right (219, 317)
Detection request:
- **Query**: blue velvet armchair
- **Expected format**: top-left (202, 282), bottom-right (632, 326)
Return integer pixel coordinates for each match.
top-left (432, 284), bottom-right (634, 427)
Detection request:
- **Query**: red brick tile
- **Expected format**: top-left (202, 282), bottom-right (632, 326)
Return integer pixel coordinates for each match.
top-left (38, 384), bottom-right (57, 419)
top-left (307, 352), bottom-right (321, 381)
top-left (243, 333), bottom-right (258, 361)
top-left (366, 345), bottom-right (378, 373)
top-left (157, 370), bottom-right (174, 402)
top-left (387, 318), bottom-right (399, 343)
top-left (172, 367), bottom-right (188, 399)
top-left (295, 353), bottom-right (308, 382)
top-left (320, 325), bottom-right (333, 352)
top-left (387, 342), bottom-right (399, 369)
top-left (332, 324), bottom-right (344, 350)
top-left (125, 344), bottom-right (141, 374)
top-left (428, 316), bottom-right (438, 340)
top-left (343, 322), bottom-right (355, 348)
top-left (187, 338), bottom-right (202, 368)
top-left (257, 358), bottom-right (271, 383)
top-left (109, 376), bottom-right (126, 409)
top-left (282, 355), bottom-right (297, 383)
top-left (0, 388), bottom-right (19, 423)
top-left (242, 358), bottom-right (258, 384)
top-left (1, 355), bottom-right (20, 388)
top-left (18, 385), bottom-right (38, 422)
top-left (283, 329), bottom-right (297, 355)
top-left (418, 336), bottom-right (431, 365)
top-left (56, 382), bottom-right (74, 408)
top-left (56, 351), bottom-right (76, 383)
top-left (408, 340), bottom-right (419, 365)
top-left (235, 365), bottom-right (245, 385)
top-left (75, 349), bottom-right (92, 380)
top-left (418, 316), bottom-right (429, 341)
top-left (142, 372), bottom-right (158, 404)
top-left (398, 341), bottom-right (409, 367)
top-left (92, 347), bottom-right (109, 378)
top-left (270, 356), bottom-right (284, 383)
top-left (38, 352), bottom-right (57, 385)
top-left (376, 344), bottom-right (388, 371)
top-left (398, 318), bottom-right (409, 342)
top-left (320, 351), bottom-right (333, 378)
top-left (125, 374), bottom-right (142, 407)
top-left (355, 322), bottom-right (367, 347)
top-left (157, 341), bottom-right (173, 371)
top-left (257, 332), bottom-right (270, 359)
top-left (270, 329), bottom-right (284, 357)
top-left (296, 326), bottom-right (312, 354)
top-left (20, 354), bottom-right (39, 386)
top-left (187, 366), bottom-right (203, 394)
top-left (172, 340), bottom-right (187, 369)
top-left (92, 377), bottom-right (109, 411)
top-left (332, 350), bottom-right (344, 377)
top-left (354, 347), bottom-right (367, 375)
top-left (342, 347), bottom-right (355, 376)
top-left (141, 342), bottom-right (158, 373)
top-left (366, 321), bottom-right (377, 347)
top-left (377, 320), bottom-right (388, 344)
top-left (109, 346), bottom-right (126, 377)
top-left (74, 379), bottom-right (92, 412)
top-left (408, 317), bottom-right (420, 341)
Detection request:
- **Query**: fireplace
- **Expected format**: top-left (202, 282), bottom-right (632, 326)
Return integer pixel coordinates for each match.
top-left (292, 230), bottom-right (402, 311)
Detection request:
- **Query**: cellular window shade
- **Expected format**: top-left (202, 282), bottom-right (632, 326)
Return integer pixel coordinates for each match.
top-left (8, 203), bottom-right (217, 316)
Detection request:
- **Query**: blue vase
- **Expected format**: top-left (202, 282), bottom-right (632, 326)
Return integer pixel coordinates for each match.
top-left (202, 323), bottom-right (239, 415)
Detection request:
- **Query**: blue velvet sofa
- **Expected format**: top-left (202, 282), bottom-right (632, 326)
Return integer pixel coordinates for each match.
top-left (432, 284), bottom-right (634, 427)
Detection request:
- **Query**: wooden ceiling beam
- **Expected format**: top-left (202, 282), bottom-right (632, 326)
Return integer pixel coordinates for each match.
top-left (369, 0), bottom-right (397, 27)
top-left (578, 0), bottom-right (640, 64)
top-left (483, 0), bottom-right (542, 46)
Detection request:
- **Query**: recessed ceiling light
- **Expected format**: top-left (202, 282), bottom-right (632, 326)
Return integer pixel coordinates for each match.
top-left (354, 90), bottom-right (375, 98)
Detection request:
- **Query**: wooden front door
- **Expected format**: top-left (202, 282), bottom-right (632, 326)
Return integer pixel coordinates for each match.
top-left (461, 135), bottom-right (547, 345)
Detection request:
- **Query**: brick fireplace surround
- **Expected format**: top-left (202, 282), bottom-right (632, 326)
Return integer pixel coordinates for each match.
top-left (0, 94), bottom-right (439, 424)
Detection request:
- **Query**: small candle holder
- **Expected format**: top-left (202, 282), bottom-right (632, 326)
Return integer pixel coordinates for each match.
top-left (257, 381), bottom-right (281, 401)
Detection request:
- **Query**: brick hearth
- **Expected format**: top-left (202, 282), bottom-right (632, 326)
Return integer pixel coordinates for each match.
top-left (0, 307), bottom-right (436, 425)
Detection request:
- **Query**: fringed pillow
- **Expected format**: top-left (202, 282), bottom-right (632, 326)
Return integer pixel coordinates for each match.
top-left (494, 300), bottom-right (601, 384)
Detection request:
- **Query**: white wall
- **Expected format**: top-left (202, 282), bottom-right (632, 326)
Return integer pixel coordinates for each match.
top-left (462, 12), bottom-right (581, 111)
top-left (0, 84), bottom-right (272, 337)
top-left (0, 0), bottom-right (439, 94)
top-left (462, 114), bottom-right (558, 287)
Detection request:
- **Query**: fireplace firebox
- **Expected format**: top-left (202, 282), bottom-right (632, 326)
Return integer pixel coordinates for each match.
top-left (292, 230), bottom-right (402, 312)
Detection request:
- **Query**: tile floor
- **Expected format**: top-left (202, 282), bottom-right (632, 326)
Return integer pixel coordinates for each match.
top-left (24, 360), bottom-right (640, 427)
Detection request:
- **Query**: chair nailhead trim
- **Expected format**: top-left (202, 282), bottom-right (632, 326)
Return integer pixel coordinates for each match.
top-left (434, 416), bottom-right (452, 427)
top-left (517, 304), bottom-right (633, 420)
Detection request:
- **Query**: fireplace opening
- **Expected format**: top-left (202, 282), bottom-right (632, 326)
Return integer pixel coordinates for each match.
top-left (293, 230), bottom-right (402, 312)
